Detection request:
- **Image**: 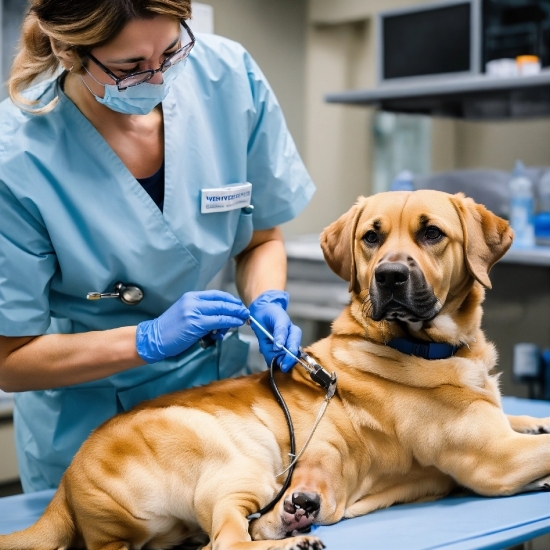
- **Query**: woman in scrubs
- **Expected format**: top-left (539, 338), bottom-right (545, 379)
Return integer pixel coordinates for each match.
top-left (0, 0), bottom-right (315, 492)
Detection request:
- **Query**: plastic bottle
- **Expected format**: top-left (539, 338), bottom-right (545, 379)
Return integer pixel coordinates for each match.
top-left (509, 161), bottom-right (535, 248)
top-left (534, 171), bottom-right (550, 246)
top-left (389, 170), bottom-right (414, 192)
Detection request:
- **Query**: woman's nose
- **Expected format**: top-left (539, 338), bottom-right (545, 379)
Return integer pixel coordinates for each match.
top-left (148, 71), bottom-right (164, 85)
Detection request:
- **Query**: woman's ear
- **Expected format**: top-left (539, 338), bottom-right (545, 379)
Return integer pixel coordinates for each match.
top-left (49, 38), bottom-right (78, 72)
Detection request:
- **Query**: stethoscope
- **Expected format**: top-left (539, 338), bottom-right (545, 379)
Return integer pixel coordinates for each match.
top-left (87, 282), bottom-right (144, 306)
top-left (85, 276), bottom-right (337, 522)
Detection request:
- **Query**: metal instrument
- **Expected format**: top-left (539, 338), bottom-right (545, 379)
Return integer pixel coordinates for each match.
top-left (87, 282), bottom-right (144, 306)
top-left (248, 316), bottom-right (336, 391)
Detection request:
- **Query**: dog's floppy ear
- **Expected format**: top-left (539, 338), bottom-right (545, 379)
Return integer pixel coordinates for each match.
top-left (320, 198), bottom-right (364, 292)
top-left (451, 193), bottom-right (514, 289)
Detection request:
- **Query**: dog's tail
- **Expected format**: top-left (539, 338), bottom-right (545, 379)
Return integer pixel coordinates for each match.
top-left (0, 480), bottom-right (75, 550)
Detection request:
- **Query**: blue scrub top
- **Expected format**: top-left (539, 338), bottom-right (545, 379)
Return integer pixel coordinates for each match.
top-left (0, 33), bottom-right (315, 492)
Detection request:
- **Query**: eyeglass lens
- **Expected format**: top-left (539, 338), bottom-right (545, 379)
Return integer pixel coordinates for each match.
top-left (117, 25), bottom-right (194, 89)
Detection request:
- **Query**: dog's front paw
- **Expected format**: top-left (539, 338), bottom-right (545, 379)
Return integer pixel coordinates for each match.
top-left (282, 535), bottom-right (325, 550)
top-left (282, 492), bottom-right (321, 536)
top-left (524, 417), bottom-right (550, 434)
top-left (535, 420), bottom-right (550, 434)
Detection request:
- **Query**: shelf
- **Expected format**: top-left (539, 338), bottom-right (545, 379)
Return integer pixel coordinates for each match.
top-left (325, 71), bottom-right (550, 120)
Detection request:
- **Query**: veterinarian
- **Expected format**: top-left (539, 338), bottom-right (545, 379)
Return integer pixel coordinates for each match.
top-left (0, 0), bottom-right (314, 493)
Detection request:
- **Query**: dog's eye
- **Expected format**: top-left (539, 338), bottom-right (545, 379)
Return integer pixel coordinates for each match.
top-left (425, 226), bottom-right (444, 240)
top-left (363, 231), bottom-right (379, 245)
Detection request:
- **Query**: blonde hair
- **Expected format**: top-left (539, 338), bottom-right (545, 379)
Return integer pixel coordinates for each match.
top-left (9, 0), bottom-right (192, 114)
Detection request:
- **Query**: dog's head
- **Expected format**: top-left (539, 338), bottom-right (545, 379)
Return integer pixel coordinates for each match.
top-left (320, 191), bottom-right (513, 342)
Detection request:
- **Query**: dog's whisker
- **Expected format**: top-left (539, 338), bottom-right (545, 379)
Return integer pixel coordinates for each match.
top-left (360, 290), bottom-right (374, 321)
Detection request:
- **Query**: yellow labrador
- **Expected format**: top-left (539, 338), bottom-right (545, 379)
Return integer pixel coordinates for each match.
top-left (2, 190), bottom-right (550, 550)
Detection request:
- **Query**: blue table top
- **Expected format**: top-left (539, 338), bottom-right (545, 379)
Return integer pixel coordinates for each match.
top-left (1, 396), bottom-right (549, 550)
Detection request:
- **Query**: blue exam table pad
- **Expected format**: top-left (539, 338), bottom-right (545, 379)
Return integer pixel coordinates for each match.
top-left (1, 397), bottom-right (549, 550)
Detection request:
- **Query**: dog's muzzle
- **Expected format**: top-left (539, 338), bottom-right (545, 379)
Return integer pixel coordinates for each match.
top-left (369, 254), bottom-right (440, 323)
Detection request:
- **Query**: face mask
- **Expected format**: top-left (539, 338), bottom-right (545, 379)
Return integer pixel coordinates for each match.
top-left (81, 59), bottom-right (187, 115)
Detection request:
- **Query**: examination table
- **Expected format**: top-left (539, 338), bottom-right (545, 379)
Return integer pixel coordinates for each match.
top-left (1, 397), bottom-right (549, 550)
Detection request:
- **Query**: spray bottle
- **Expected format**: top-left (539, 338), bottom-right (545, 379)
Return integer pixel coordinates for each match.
top-left (509, 161), bottom-right (535, 248)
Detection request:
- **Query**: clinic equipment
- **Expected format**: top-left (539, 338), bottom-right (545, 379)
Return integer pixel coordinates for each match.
top-left (509, 161), bottom-right (535, 248)
top-left (87, 282), bottom-right (144, 305)
top-left (534, 170), bottom-right (550, 246)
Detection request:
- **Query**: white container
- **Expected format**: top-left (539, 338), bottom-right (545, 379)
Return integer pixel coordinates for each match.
top-left (485, 58), bottom-right (518, 78)
top-left (513, 343), bottom-right (539, 380)
top-left (517, 55), bottom-right (541, 77)
top-left (509, 161), bottom-right (535, 248)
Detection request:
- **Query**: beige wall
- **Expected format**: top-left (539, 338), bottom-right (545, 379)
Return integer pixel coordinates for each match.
top-left (285, 20), bottom-right (374, 236)
top-left (202, 0), bottom-right (308, 156)
top-left (286, 0), bottom-right (445, 236)
top-left (455, 120), bottom-right (550, 171)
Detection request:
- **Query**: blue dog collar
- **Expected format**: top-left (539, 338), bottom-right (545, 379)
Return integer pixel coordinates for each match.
top-left (387, 337), bottom-right (461, 360)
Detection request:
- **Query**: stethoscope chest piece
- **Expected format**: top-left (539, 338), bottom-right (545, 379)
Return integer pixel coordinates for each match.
top-left (87, 282), bottom-right (144, 306)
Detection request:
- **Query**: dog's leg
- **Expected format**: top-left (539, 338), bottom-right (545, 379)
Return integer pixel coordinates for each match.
top-left (507, 415), bottom-right (550, 434)
top-left (208, 504), bottom-right (324, 550)
top-left (432, 413), bottom-right (550, 496)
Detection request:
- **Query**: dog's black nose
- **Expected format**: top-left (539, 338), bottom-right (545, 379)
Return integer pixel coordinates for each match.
top-left (375, 262), bottom-right (410, 290)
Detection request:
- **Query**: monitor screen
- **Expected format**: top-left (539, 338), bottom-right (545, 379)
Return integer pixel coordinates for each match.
top-left (382, 2), bottom-right (472, 80)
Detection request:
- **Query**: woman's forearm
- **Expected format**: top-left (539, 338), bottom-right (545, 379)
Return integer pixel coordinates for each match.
top-left (0, 228), bottom-right (288, 393)
top-left (234, 227), bottom-right (287, 305)
top-left (0, 327), bottom-right (145, 392)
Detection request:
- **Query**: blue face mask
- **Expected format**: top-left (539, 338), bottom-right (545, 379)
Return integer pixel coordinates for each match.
top-left (81, 59), bottom-right (187, 115)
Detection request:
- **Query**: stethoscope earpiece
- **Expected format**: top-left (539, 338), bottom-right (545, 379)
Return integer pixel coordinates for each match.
top-left (87, 282), bottom-right (144, 306)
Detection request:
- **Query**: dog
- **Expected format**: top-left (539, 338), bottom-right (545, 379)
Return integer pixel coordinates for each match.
top-left (2, 190), bottom-right (550, 550)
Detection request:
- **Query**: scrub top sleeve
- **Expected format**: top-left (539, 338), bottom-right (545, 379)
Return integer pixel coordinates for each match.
top-left (244, 53), bottom-right (315, 231)
top-left (0, 180), bottom-right (55, 336)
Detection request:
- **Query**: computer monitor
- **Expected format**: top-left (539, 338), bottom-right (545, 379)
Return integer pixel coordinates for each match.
top-left (377, 0), bottom-right (481, 83)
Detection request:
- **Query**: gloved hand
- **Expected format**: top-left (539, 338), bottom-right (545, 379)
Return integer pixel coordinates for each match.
top-left (249, 290), bottom-right (302, 372)
top-left (136, 290), bottom-right (250, 363)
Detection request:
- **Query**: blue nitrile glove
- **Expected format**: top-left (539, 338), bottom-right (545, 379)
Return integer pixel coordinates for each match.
top-left (136, 290), bottom-right (250, 363)
top-left (249, 290), bottom-right (302, 373)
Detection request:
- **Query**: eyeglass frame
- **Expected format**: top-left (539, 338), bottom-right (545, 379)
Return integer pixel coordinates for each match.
top-left (84, 20), bottom-right (196, 91)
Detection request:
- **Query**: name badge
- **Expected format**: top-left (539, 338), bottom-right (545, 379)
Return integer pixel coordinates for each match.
top-left (201, 183), bottom-right (252, 214)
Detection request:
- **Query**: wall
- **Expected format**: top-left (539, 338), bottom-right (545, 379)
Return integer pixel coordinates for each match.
top-left (1, 0), bottom-right (27, 101)
top-left (455, 119), bottom-right (550, 170)
top-left (285, 0), bottom-right (447, 236)
top-left (202, 0), bottom-right (308, 157)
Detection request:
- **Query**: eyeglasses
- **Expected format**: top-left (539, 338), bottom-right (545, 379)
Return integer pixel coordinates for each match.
top-left (85, 21), bottom-right (195, 91)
